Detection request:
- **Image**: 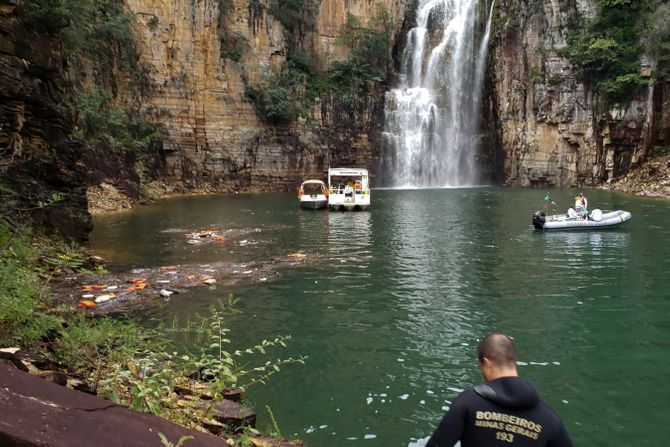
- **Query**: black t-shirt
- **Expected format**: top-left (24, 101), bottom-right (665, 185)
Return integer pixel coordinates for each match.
top-left (426, 377), bottom-right (572, 447)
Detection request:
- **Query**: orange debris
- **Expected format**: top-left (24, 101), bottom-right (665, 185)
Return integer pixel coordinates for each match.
top-left (160, 266), bottom-right (177, 271)
top-left (185, 275), bottom-right (196, 280)
top-left (126, 283), bottom-right (148, 292)
top-left (81, 284), bottom-right (108, 292)
top-left (77, 300), bottom-right (97, 309)
top-left (127, 277), bottom-right (147, 284)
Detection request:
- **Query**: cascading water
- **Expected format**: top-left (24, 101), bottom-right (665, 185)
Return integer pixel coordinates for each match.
top-left (382, 0), bottom-right (495, 188)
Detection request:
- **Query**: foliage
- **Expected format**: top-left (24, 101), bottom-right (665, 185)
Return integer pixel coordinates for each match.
top-left (75, 87), bottom-right (161, 153)
top-left (147, 16), bottom-right (159, 31)
top-left (220, 32), bottom-right (248, 62)
top-left (158, 433), bottom-right (194, 447)
top-left (268, 0), bottom-right (318, 43)
top-left (0, 223), bottom-right (45, 342)
top-left (643, 3), bottom-right (670, 81)
top-left (265, 405), bottom-right (282, 439)
top-left (244, 8), bottom-right (393, 124)
top-left (560, 0), bottom-right (667, 106)
top-left (97, 302), bottom-right (306, 428)
top-left (24, 0), bottom-right (136, 66)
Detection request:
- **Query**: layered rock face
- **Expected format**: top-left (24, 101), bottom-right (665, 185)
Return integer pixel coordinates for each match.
top-left (125, 0), bottom-right (406, 191)
top-left (0, 0), bottom-right (91, 238)
top-left (489, 0), bottom-right (668, 187)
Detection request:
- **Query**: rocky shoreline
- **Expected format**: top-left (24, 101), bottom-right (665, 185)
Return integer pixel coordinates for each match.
top-left (87, 155), bottom-right (670, 217)
top-left (599, 154), bottom-right (670, 199)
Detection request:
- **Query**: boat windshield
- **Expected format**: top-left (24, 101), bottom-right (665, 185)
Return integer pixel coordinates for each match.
top-left (303, 183), bottom-right (323, 195)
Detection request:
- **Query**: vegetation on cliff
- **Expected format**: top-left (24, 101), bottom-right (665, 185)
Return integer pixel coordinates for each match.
top-left (243, 6), bottom-right (394, 125)
top-left (24, 0), bottom-right (161, 154)
top-left (561, 0), bottom-right (670, 106)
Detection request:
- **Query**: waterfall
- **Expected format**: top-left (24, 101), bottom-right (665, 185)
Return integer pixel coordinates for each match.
top-left (382, 0), bottom-right (495, 188)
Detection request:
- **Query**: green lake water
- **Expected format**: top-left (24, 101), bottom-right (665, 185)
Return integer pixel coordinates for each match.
top-left (90, 188), bottom-right (670, 446)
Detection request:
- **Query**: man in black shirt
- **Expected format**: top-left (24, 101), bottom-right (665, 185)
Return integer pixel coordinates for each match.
top-left (426, 333), bottom-right (572, 446)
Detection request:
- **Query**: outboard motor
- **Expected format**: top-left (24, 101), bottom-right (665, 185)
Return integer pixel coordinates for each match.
top-left (532, 211), bottom-right (546, 230)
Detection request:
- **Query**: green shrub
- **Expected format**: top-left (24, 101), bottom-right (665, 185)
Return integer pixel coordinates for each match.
top-left (0, 223), bottom-right (62, 346)
top-left (643, 3), bottom-right (670, 81)
top-left (220, 32), bottom-right (248, 62)
top-left (561, 0), bottom-right (665, 106)
top-left (24, 0), bottom-right (135, 63)
top-left (75, 87), bottom-right (161, 153)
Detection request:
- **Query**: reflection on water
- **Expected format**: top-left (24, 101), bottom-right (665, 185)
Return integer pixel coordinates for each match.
top-left (91, 188), bottom-right (670, 447)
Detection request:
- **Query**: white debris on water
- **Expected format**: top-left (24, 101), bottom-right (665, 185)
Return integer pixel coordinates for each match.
top-left (94, 294), bottom-right (114, 303)
top-left (364, 434), bottom-right (377, 440)
top-left (305, 426), bottom-right (316, 434)
top-left (446, 387), bottom-right (464, 393)
top-left (399, 394), bottom-right (409, 400)
top-left (397, 358), bottom-right (405, 362)
top-left (562, 400), bottom-right (569, 404)
top-left (553, 362), bottom-right (561, 365)
top-left (160, 289), bottom-right (173, 297)
top-left (517, 361), bottom-right (528, 366)
top-left (420, 400), bottom-right (426, 405)
top-left (319, 425), bottom-right (328, 429)
top-left (426, 390), bottom-right (434, 395)
top-left (442, 406), bottom-right (449, 411)
top-left (366, 397), bottom-right (373, 405)
top-left (529, 362), bottom-right (549, 366)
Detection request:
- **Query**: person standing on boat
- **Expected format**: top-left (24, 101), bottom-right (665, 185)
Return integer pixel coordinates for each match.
top-left (426, 333), bottom-right (572, 447)
top-left (579, 193), bottom-right (588, 219)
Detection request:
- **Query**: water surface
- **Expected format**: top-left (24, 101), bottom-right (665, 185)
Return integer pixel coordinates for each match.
top-left (91, 188), bottom-right (670, 446)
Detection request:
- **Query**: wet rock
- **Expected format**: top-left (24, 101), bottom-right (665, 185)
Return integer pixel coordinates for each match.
top-left (199, 399), bottom-right (256, 429)
top-left (0, 363), bottom-right (229, 446)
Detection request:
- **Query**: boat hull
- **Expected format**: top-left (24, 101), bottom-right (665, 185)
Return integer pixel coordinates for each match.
top-left (300, 198), bottom-right (328, 210)
top-left (534, 210), bottom-right (632, 230)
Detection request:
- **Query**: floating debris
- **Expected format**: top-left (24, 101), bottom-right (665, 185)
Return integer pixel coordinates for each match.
top-left (95, 294), bottom-right (115, 303)
top-left (81, 284), bottom-right (108, 292)
top-left (287, 252), bottom-right (307, 260)
top-left (159, 289), bottom-right (174, 297)
top-left (160, 266), bottom-right (177, 271)
top-left (126, 282), bottom-right (147, 292)
top-left (127, 278), bottom-right (146, 284)
top-left (203, 278), bottom-right (217, 285)
top-left (77, 300), bottom-right (97, 309)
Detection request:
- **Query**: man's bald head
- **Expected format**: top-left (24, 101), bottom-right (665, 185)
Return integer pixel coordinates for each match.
top-left (477, 333), bottom-right (518, 368)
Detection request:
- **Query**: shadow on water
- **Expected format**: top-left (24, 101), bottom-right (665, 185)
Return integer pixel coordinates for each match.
top-left (90, 188), bottom-right (670, 446)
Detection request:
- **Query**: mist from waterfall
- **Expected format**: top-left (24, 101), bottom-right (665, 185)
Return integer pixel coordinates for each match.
top-left (381, 0), bottom-right (495, 188)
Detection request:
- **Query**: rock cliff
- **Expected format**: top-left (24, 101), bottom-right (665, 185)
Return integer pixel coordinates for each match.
top-left (0, 0), bottom-right (91, 238)
top-left (124, 0), bottom-right (407, 191)
top-left (488, 0), bottom-right (669, 187)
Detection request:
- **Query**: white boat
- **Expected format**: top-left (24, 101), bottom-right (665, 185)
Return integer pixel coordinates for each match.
top-left (298, 180), bottom-right (328, 210)
top-left (533, 209), bottom-right (632, 230)
top-left (327, 168), bottom-right (370, 211)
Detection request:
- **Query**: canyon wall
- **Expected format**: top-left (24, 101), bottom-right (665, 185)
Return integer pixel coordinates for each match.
top-left (124, 0), bottom-right (407, 191)
top-left (488, 0), bottom-right (669, 187)
top-left (0, 0), bottom-right (92, 238)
